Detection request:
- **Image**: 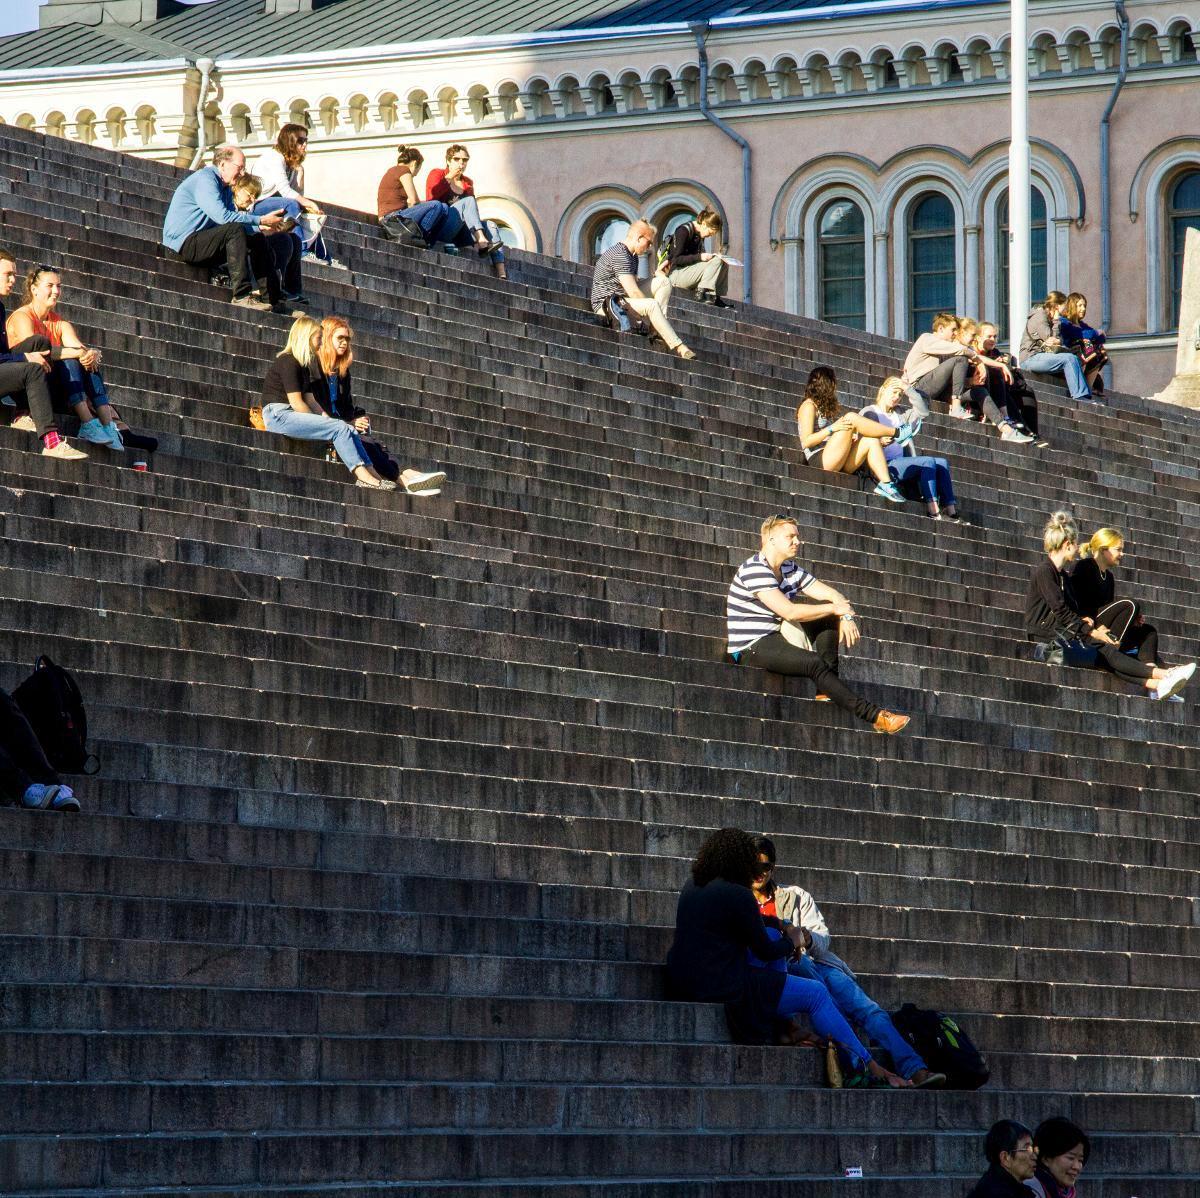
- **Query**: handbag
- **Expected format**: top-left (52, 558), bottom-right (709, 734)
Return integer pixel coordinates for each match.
top-left (297, 211), bottom-right (327, 250)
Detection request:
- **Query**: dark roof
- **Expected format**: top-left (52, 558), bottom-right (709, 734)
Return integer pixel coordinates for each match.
top-left (0, 0), bottom-right (854, 71)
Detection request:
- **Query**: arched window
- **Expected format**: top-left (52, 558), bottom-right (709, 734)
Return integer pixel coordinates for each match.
top-left (492, 221), bottom-right (523, 251)
top-left (817, 199), bottom-right (866, 330)
top-left (997, 187), bottom-right (1048, 337)
top-left (590, 214), bottom-right (630, 262)
top-left (907, 193), bottom-right (955, 339)
top-left (659, 210), bottom-right (696, 240)
top-left (1170, 170), bottom-right (1200, 326)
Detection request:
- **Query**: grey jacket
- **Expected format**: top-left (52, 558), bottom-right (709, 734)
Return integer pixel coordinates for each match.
top-left (772, 884), bottom-right (856, 978)
top-left (1020, 307), bottom-right (1061, 360)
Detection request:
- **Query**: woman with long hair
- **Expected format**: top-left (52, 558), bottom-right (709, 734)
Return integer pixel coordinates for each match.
top-left (796, 365), bottom-right (906, 504)
top-left (260, 315), bottom-right (396, 490)
top-left (313, 315), bottom-right (445, 496)
top-left (1019, 292), bottom-right (1094, 403)
top-left (1071, 527), bottom-right (1170, 676)
top-left (1058, 292), bottom-right (1108, 394)
top-left (1024, 511), bottom-right (1193, 698)
top-left (425, 144), bottom-right (506, 277)
top-left (376, 145), bottom-right (468, 249)
top-left (252, 122), bottom-right (341, 269)
top-left (6, 265), bottom-right (125, 455)
top-left (665, 827), bottom-right (908, 1085)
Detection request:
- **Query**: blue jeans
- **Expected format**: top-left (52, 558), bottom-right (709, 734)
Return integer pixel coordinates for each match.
top-left (383, 201), bottom-right (465, 246)
top-left (1021, 351), bottom-right (1091, 400)
top-left (451, 195), bottom-right (505, 264)
top-left (49, 359), bottom-right (111, 412)
top-left (262, 404), bottom-right (368, 472)
top-left (750, 930), bottom-right (873, 1068)
top-left (890, 455), bottom-right (956, 506)
top-left (791, 956), bottom-right (927, 1078)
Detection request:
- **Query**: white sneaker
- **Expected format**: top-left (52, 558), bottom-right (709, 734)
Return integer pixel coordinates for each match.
top-left (42, 440), bottom-right (88, 460)
top-left (11, 414), bottom-right (36, 432)
top-left (1155, 662), bottom-right (1196, 701)
top-left (403, 470), bottom-right (446, 494)
top-left (1000, 423), bottom-right (1035, 443)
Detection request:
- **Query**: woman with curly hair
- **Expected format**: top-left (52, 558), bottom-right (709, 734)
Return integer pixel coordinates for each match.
top-left (796, 365), bottom-right (905, 504)
top-left (665, 827), bottom-right (908, 1085)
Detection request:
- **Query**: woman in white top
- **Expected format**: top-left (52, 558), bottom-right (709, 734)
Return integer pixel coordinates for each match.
top-left (253, 123), bottom-right (341, 268)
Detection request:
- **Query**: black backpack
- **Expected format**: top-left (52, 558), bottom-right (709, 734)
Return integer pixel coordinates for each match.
top-left (12, 656), bottom-right (100, 775)
top-left (890, 1003), bottom-right (989, 1090)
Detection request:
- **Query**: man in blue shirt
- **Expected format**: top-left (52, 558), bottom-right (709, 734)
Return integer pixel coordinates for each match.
top-left (162, 145), bottom-right (297, 313)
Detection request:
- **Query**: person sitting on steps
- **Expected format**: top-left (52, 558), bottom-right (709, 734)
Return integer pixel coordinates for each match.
top-left (966, 1121), bottom-right (1038, 1197)
top-left (1024, 510), bottom-right (1194, 700)
top-left (796, 365), bottom-right (906, 504)
top-left (1070, 526), bottom-right (1175, 692)
top-left (590, 219), bottom-right (695, 360)
top-left (861, 377), bottom-right (963, 521)
top-left (162, 144), bottom-right (296, 314)
top-left (253, 121), bottom-right (343, 271)
top-left (957, 318), bottom-right (1033, 443)
top-left (0, 249), bottom-right (87, 461)
top-left (650, 206), bottom-right (729, 312)
top-left (425, 144), bottom-right (506, 279)
top-left (664, 826), bottom-right (906, 1088)
top-left (973, 321), bottom-right (1045, 446)
top-left (0, 686), bottom-right (81, 812)
top-left (900, 311), bottom-right (977, 419)
top-left (313, 314), bottom-right (445, 495)
top-left (1019, 291), bottom-right (1095, 405)
top-left (1058, 292), bottom-right (1108, 396)
top-left (750, 835), bottom-right (946, 1088)
top-left (6, 265), bottom-right (128, 455)
top-left (260, 315), bottom-right (438, 494)
top-left (726, 514), bottom-right (909, 734)
top-left (377, 145), bottom-right (469, 251)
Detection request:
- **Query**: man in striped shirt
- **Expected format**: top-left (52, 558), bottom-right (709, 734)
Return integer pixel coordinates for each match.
top-left (726, 515), bottom-right (909, 734)
top-left (590, 220), bottom-right (695, 360)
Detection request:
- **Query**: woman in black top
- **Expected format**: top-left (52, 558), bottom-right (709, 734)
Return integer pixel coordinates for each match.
top-left (665, 827), bottom-right (906, 1084)
top-left (1071, 527), bottom-right (1166, 669)
top-left (1024, 512), bottom-right (1194, 699)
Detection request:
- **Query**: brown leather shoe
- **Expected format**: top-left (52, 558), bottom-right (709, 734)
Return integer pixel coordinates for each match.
top-left (910, 1068), bottom-right (947, 1088)
top-left (873, 710), bottom-right (910, 735)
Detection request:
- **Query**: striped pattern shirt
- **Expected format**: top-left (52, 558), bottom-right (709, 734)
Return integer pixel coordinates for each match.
top-left (590, 243), bottom-right (638, 309)
top-left (727, 553), bottom-right (817, 652)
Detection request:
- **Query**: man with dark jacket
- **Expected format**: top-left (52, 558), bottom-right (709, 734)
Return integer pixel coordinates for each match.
top-left (651, 207), bottom-right (728, 311)
top-left (965, 1120), bottom-right (1037, 1196)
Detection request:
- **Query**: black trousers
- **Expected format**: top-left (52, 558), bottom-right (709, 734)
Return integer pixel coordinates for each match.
top-left (0, 358), bottom-right (56, 436)
top-left (739, 625), bottom-right (880, 724)
top-left (914, 356), bottom-right (969, 407)
top-left (1096, 599), bottom-right (1163, 666)
top-left (174, 224), bottom-right (299, 303)
top-left (0, 688), bottom-right (59, 802)
top-left (984, 364), bottom-right (1039, 433)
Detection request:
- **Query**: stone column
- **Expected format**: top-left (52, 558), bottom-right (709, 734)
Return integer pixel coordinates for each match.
top-left (874, 231), bottom-right (890, 335)
top-left (963, 224), bottom-right (981, 316)
top-left (1152, 227), bottom-right (1200, 407)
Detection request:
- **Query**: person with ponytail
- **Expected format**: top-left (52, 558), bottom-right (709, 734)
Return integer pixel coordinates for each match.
top-left (260, 315), bottom-right (398, 491)
top-left (376, 145), bottom-right (468, 249)
top-left (1025, 1117), bottom-right (1089, 1197)
top-left (1071, 528), bottom-right (1172, 679)
top-left (312, 315), bottom-right (445, 496)
top-left (1024, 511), bottom-right (1194, 699)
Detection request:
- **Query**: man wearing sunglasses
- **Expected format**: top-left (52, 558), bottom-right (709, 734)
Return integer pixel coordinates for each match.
top-left (726, 514), bottom-right (908, 734)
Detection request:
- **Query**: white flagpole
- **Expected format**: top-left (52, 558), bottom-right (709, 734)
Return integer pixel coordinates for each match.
top-left (1009, 0), bottom-right (1031, 345)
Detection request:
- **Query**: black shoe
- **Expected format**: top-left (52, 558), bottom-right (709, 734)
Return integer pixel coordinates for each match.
top-left (697, 290), bottom-right (730, 308)
top-left (476, 238), bottom-right (502, 257)
top-left (1092, 376), bottom-right (1105, 395)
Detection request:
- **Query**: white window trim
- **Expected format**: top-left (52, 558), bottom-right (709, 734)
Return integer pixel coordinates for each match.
top-left (1143, 152), bottom-right (1200, 333)
top-left (804, 188), bottom-right (876, 333)
top-left (888, 176), bottom-right (966, 340)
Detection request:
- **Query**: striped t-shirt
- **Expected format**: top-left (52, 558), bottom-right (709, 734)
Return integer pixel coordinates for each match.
top-left (590, 243), bottom-right (638, 309)
top-left (726, 553), bottom-right (817, 652)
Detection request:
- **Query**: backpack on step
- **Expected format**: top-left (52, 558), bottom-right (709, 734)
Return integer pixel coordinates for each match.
top-left (599, 295), bottom-right (649, 337)
top-left (889, 1003), bottom-right (989, 1090)
top-left (12, 655), bottom-right (101, 775)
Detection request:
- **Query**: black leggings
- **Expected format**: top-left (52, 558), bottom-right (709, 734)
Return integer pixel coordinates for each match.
top-left (1095, 599), bottom-right (1163, 666)
top-left (739, 625), bottom-right (881, 724)
top-left (0, 688), bottom-right (59, 802)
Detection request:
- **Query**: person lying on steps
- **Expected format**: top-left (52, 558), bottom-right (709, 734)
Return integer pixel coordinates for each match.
top-left (6, 265), bottom-right (130, 455)
top-left (664, 826), bottom-right (906, 1086)
top-left (1024, 510), bottom-right (1194, 700)
top-left (312, 314), bottom-right (444, 495)
top-left (966, 1121), bottom-right (1038, 1197)
top-left (725, 514), bottom-right (909, 734)
top-left (796, 364), bottom-right (906, 505)
top-left (0, 248), bottom-right (86, 460)
top-left (590, 219), bottom-right (695, 360)
top-left (750, 835), bottom-right (946, 1087)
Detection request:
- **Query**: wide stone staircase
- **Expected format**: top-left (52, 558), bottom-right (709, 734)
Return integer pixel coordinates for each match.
top-left (0, 123), bottom-right (1198, 1194)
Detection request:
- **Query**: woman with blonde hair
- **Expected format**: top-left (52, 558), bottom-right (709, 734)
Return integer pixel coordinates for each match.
top-left (796, 365), bottom-right (906, 504)
top-left (259, 315), bottom-right (396, 490)
top-left (1071, 528), bottom-right (1171, 679)
top-left (1059, 292), bottom-right (1108, 394)
top-left (1019, 292), bottom-right (1094, 403)
top-left (312, 315), bottom-right (445, 496)
top-left (1023, 511), bottom-right (1193, 698)
top-left (861, 378), bottom-right (962, 520)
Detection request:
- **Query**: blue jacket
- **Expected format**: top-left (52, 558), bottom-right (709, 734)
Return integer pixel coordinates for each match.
top-left (162, 166), bottom-right (262, 252)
